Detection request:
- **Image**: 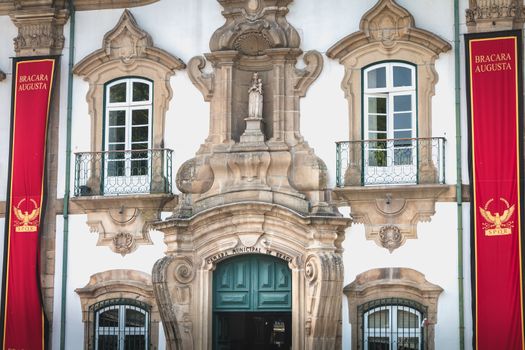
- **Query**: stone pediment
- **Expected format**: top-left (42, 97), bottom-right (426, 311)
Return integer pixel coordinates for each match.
top-left (327, 0), bottom-right (451, 60)
top-left (74, 9), bottom-right (185, 76)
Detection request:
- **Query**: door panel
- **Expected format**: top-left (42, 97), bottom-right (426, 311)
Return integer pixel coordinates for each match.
top-left (214, 255), bottom-right (291, 312)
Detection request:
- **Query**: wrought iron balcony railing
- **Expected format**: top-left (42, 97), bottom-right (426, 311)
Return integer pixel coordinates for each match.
top-left (74, 149), bottom-right (173, 196)
top-left (336, 137), bottom-right (445, 187)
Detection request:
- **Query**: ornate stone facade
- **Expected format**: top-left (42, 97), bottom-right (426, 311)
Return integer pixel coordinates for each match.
top-left (152, 0), bottom-right (351, 348)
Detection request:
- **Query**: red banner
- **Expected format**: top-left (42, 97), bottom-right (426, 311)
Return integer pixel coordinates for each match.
top-left (0, 58), bottom-right (56, 350)
top-left (466, 31), bottom-right (525, 349)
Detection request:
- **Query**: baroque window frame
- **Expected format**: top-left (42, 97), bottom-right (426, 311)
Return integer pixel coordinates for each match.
top-left (73, 9), bottom-right (184, 155)
top-left (76, 270), bottom-right (160, 350)
top-left (344, 268), bottom-right (443, 350)
top-left (327, 0), bottom-right (451, 186)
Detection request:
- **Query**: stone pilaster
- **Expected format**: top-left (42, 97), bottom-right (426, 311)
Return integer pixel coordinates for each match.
top-left (10, 8), bottom-right (68, 56)
top-left (466, 0), bottom-right (525, 32)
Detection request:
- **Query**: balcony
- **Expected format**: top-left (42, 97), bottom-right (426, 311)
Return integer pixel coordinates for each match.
top-left (74, 148), bottom-right (173, 196)
top-left (336, 137), bottom-right (445, 187)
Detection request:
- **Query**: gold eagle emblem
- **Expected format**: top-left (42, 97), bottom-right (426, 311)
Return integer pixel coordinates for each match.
top-left (479, 198), bottom-right (514, 236)
top-left (13, 198), bottom-right (40, 232)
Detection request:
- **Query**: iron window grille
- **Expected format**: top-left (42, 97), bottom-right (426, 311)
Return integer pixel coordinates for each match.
top-left (358, 298), bottom-right (428, 350)
top-left (90, 298), bottom-right (151, 350)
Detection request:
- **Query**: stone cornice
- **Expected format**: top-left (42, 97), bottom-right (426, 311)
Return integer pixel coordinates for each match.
top-left (0, 0), bottom-right (159, 15)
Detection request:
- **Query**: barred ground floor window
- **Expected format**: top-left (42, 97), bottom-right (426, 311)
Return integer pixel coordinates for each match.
top-left (92, 299), bottom-right (150, 350)
top-left (361, 298), bottom-right (426, 350)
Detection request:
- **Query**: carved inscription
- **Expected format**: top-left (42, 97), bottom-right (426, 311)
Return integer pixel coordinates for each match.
top-left (206, 246), bottom-right (292, 264)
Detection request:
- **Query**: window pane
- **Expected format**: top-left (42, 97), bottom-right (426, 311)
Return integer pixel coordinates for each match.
top-left (394, 95), bottom-right (411, 112)
top-left (368, 150), bottom-right (387, 167)
top-left (125, 308), bottom-right (146, 327)
top-left (393, 66), bottom-right (412, 87)
top-left (97, 335), bottom-right (119, 350)
top-left (133, 82), bottom-right (150, 102)
top-left (132, 109), bottom-right (149, 125)
top-left (368, 97), bottom-right (387, 114)
top-left (397, 309), bottom-right (419, 328)
top-left (125, 335), bottom-right (146, 350)
top-left (397, 337), bottom-right (419, 350)
top-left (107, 160), bottom-right (126, 176)
top-left (109, 127), bottom-right (125, 143)
top-left (98, 308), bottom-right (119, 327)
top-left (367, 67), bottom-right (386, 89)
top-left (109, 110), bottom-right (126, 126)
top-left (132, 143), bottom-right (148, 150)
top-left (108, 144), bottom-right (125, 159)
top-left (132, 126), bottom-right (149, 142)
top-left (131, 160), bottom-right (148, 176)
top-left (368, 309), bottom-right (390, 328)
top-left (394, 113), bottom-right (412, 129)
top-left (109, 82), bottom-right (126, 103)
top-left (394, 148), bottom-right (413, 165)
top-left (131, 144), bottom-right (148, 159)
top-left (394, 130), bottom-right (412, 140)
top-left (369, 115), bottom-right (387, 132)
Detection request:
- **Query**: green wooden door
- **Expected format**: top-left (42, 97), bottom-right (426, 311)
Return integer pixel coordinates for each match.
top-left (213, 255), bottom-right (292, 312)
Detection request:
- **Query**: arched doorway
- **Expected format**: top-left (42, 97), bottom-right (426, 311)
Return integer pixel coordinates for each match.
top-left (213, 255), bottom-right (292, 349)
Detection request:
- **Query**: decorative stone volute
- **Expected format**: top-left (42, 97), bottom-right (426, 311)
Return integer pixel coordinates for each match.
top-left (466, 0), bottom-right (525, 32)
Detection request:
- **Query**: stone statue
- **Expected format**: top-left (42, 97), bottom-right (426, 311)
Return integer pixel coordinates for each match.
top-left (248, 72), bottom-right (263, 119)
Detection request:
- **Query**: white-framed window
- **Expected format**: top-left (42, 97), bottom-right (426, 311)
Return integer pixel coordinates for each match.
top-left (94, 299), bottom-right (150, 350)
top-left (363, 62), bottom-right (416, 184)
top-left (362, 299), bottom-right (424, 350)
top-left (104, 78), bottom-right (153, 194)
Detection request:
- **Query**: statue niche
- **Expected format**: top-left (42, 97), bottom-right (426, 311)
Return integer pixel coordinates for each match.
top-left (248, 72), bottom-right (263, 119)
top-left (240, 72), bottom-right (265, 143)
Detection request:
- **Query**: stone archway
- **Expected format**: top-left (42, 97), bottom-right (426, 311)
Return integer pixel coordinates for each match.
top-left (152, 202), bottom-right (349, 350)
